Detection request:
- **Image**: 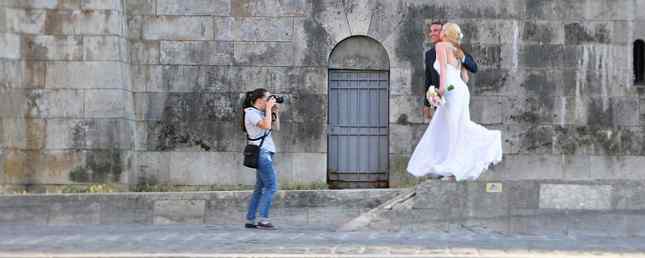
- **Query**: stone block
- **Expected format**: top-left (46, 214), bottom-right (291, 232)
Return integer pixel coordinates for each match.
top-left (288, 153), bottom-right (326, 184)
top-left (153, 199), bottom-right (205, 224)
top-left (524, 0), bottom-right (586, 20)
top-left (0, 206), bottom-right (48, 224)
top-left (169, 152), bottom-right (242, 185)
top-left (234, 42), bottom-right (294, 66)
top-left (83, 36), bottom-right (124, 61)
top-left (100, 199), bottom-right (153, 224)
top-left (564, 22), bottom-right (611, 45)
top-left (234, 17), bottom-right (292, 41)
top-left (6, 0), bottom-right (70, 9)
top-left (135, 151), bottom-right (171, 184)
top-left (506, 181), bottom-right (540, 210)
top-left (521, 20), bottom-right (565, 45)
top-left (129, 40), bottom-right (159, 64)
top-left (83, 89), bottom-right (127, 118)
top-left (2, 118), bottom-right (47, 150)
top-left (519, 44), bottom-right (564, 68)
top-left (161, 65), bottom-right (202, 92)
top-left (389, 124), bottom-right (426, 155)
top-left (80, 10), bottom-right (122, 35)
top-left (160, 41), bottom-right (233, 65)
top-left (23, 35), bottom-right (82, 61)
top-left (48, 201), bottom-right (101, 224)
top-left (126, 0), bottom-right (155, 15)
top-left (561, 154), bottom-right (592, 180)
top-left (613, 182), bottom-right (645, 210)
top-left (241, 0), bottom-right (306, 17)
top-left (291, 17), bottom-right (334, 67)
top-left (46, 61), bottom-right (126, 89)
top-left (489, 154), bottom-right (563, 180)
top-left (126, 15), bottom-right (143, 39)
top-left (539, 184), bottom-right (612, 210)
top-left (130, 65), bottom-right (162, 92)
top-left (44, 89), bottom-right (84, 118)
top-left (414, 182), bottom-right (467, 219)
top-left (611, 97), bottom-right (640, 126)
top-left (470, 96), bottom-right (503, 125)
top-left (590, 155), bottom-right (645, 180)
top-left (40, 150), bottom-right (83, 183)
top-left (0, 88), bottom-right (27, 117)
top-left (464, 182), bottom-right (510, 218)
top-left (6, 8), bottom-right (46, 34)
top-left (143, 16), bottom-right (213, 41)
top-left (389, 67), bottom-right (413, 96)
top-left (45, 119), bottom-right (85, 149)
top-left (157, 0), bottom-right (229, 15)
top-left (343, 0), bottom-right (371, 36)
top-left (271, 122), bottom-right (325, 153)
top-left (502, 96), bottom-right (555, 125)
top-left (84, 119), bottom-right (133, 150)
top-left (81, 0), bottom-right (122, 11)
top-left (199, 66), bottom-right (234, 92)
top-left (213, 17), bottom-right (234, 41)
top-left (134, 92), bottom-right (166, 120)
top-left (475, 19), bottom-right (520, 45)
top-left (390, 95), bottom-right (425, 124)
top-left (0, 60), bottom-right (23, 88)
top-left (0, 33), bottom-right (20, 59)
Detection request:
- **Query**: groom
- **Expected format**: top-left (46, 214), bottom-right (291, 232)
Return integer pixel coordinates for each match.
top-left (423, 20), bottom-right (479, 119)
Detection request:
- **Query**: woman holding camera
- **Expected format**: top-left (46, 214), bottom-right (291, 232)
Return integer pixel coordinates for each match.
top-left (241, 88), bottom-right (280, 230)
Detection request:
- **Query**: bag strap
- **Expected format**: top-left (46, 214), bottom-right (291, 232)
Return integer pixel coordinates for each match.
top-left (247, 129), bottom-right (271, 142)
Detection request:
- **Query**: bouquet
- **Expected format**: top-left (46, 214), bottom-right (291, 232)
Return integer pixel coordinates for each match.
top-left (426, 85), bottom-right (455, 108)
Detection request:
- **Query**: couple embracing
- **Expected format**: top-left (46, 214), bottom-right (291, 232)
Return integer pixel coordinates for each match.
top-left (407, 21), bottom-right (503, 181)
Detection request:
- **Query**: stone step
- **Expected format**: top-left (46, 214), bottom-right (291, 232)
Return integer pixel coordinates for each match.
top-left (339, 180), bottom-right (645, 237)
top-left (0, 189), bottom-right (404, 227)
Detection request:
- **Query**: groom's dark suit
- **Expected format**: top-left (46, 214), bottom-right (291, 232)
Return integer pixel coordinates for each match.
top-left (424, 47), bottom-right (478, 107)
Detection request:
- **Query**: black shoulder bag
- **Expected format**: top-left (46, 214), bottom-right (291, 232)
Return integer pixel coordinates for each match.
top-left (243, 129), bottom-right (271, 169)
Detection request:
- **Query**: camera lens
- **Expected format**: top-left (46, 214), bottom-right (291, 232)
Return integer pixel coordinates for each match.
top-left (270, 95), bottom-right (284, 104)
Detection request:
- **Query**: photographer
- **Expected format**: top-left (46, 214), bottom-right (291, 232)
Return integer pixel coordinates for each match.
top-left (241, 88), bottom-right (282, 230)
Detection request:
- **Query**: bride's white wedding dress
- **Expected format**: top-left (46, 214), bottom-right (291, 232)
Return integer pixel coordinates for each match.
top-left (407, 60), bottom-right (503, 180)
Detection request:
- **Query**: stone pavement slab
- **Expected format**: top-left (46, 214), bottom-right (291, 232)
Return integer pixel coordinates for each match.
top-left (0, 225), bottom-right (644, 257)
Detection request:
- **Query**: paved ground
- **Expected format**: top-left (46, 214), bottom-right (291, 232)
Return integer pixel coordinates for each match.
top-left (1, 224), bottom-right (644, 257)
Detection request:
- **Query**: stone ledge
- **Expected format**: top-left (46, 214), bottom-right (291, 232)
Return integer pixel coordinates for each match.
top-left (0, 189), bottom-right (404, 226)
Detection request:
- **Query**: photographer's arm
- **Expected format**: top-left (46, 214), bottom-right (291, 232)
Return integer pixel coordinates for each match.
top-left (256, 100), bottom-right (275, 129)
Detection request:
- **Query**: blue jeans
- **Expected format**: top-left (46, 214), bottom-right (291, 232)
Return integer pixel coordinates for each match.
top-left (246, 150), bottom-right (277, 222)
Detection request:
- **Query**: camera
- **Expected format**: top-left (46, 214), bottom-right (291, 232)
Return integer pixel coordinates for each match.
top-left (268, 95), bottom-right (285, 104)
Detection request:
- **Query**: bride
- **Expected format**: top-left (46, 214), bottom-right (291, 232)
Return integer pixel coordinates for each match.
top-left (407, 23), bottom-right (503, 181)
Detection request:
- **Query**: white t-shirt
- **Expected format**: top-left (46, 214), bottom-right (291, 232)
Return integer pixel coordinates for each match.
top-left (244, 107), bottom-right (276, 153)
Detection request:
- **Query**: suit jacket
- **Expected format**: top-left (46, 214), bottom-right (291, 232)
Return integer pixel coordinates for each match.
top-left (424, 47), bottom-right (478, 107)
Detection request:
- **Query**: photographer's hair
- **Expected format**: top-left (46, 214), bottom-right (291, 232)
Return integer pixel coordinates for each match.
top-left (240, 88), bottom-right (268, 133)
top-left (442, 22), bottom-right (465, 61)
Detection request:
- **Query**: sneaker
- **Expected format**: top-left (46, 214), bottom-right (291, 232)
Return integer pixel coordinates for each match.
top-left (256, 221), bottom-right (276, 230)
top-left (244, 223), bottom-right (257, 229)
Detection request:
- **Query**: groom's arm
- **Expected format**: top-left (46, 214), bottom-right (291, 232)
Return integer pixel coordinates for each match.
top-left (424, 50), bottom-right (434, 107)
top-left (462, 53), bottom-right (478, 74)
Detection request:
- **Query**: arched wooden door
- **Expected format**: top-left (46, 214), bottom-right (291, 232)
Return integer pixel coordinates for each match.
top-left (327, 36), bottom-right (390, 189)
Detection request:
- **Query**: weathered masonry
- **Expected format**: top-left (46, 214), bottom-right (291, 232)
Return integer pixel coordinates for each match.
top-left (1, 0), bottom-right (645, 191)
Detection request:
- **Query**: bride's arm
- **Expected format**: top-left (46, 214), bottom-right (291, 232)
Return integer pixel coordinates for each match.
top-left (436, 43), bottom-right (448, 95)
top-left (461, 66), bottom-right (469, 82)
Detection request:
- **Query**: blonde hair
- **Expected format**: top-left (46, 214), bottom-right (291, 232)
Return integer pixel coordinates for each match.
top-left (442, 23), bottom-right (465, 61)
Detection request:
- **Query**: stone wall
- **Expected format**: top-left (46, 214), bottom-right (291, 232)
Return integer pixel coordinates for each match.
top-left (0, 0), bottom-right (134, 192)
top-left (1, 0), bottom-right (645, 191)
